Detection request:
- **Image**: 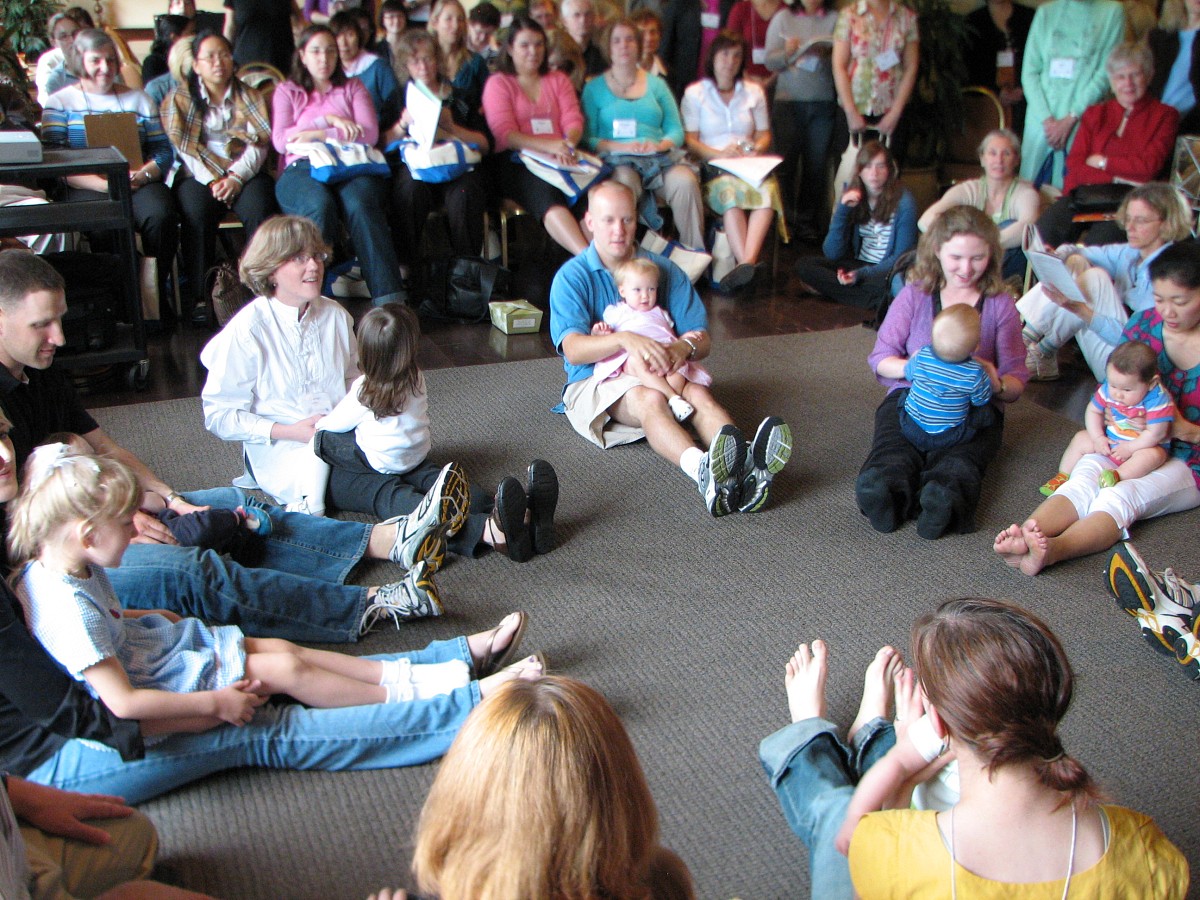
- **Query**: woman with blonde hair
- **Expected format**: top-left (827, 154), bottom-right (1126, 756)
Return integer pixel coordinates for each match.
top-left (428, 0), bottom-right (489, 115)
top-left (1018, 181), bottom-right (1192, 382)
top-left (401, 677), bottom-right (694, 900)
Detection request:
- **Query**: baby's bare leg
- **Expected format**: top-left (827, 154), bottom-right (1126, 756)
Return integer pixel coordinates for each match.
top-left (623, 350), bottom-right (682, 401)
top-left (1116, 446), bottom-right (1169, 481)
top-left (1057, 429), bottom-right (1096, 476)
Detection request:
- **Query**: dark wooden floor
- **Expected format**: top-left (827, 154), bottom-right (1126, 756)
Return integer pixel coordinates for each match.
top-left (73, 235), bottom-right (1095, 423)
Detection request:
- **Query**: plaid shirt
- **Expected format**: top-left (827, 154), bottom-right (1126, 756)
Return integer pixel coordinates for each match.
top-left (161, 79), bottom-right (272, 184)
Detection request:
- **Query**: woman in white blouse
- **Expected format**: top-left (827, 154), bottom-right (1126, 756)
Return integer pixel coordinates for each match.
top-left (200, 215), bottom-right (358, 508)
top-left (682, 30), bottom-right (780, 292)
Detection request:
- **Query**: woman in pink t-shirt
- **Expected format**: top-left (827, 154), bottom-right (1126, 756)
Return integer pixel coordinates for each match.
top-left (482, 16), bottom-right (594, 256)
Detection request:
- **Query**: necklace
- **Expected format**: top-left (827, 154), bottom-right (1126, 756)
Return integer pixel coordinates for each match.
top-left (948, 802), bottom-right (1077, 900)
top-left (609, 69), bottom-right (639, 95)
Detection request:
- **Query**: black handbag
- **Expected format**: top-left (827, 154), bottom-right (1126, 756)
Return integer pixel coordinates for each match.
top-left (418, 256), bottom-right (511, 323)
top-left (1069, 182), bottom-right (1133, 214)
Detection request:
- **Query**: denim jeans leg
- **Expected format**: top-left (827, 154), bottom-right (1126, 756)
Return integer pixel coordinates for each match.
top-left (798, 101), bottom-right (836, 229)
top-left (109, 544), bottom-right (367, 643)
top-left (276, 162), bottom-right (340, 247)
top-left (182, 488), bottom-right (370, 584)
top-left (335, 174), bottom-right (404, 302)
top-left (759, 718), bottom-right (858, 900)
top-left (24, 639), bottom-right (479, 803)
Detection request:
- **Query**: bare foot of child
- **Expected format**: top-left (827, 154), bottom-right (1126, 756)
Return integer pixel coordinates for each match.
top-left (847, 645), bottom-right (901, 743)
top-left (1016, 518), bottom-right (1051, 576)
top-left (993, 523), bottom-right (1029, 569)
top-left (478, 654), bottom-right (544, 698)
top-left (785, 640), bottom-right (828, 723)
top-left (892, 665), bottom-right (924, 743)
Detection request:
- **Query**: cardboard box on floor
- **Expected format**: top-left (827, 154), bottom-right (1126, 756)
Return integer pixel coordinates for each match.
top-left (489, 299), bottom-right (543, 334)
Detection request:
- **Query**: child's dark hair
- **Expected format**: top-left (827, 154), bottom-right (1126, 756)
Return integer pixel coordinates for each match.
top-left (1148, 240), bottom-right (1200, 290)
top-left (1108, 340), bottom-right (1159, 384)
top-left (912, 598), bottom-right (1100, 806)
top-left (357, 303), bottom-right (423, 418)
top-left (468, 1), bottom-right (501, 27)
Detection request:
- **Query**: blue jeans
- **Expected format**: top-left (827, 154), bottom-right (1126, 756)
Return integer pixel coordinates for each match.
top-left (25, 639), bottom-right (479, 803)
top-left (108, 489), bottom-right (370, 643)
top-left (276, 161), bottom-right (405, 305)
top-left (759, 717), bottom-right (894, 899)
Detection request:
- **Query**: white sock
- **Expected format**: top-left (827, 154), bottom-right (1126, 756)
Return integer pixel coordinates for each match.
top-left (680, 446), bottom-right (704, 483)
top-left (381, 659), bottom-right (469, 703)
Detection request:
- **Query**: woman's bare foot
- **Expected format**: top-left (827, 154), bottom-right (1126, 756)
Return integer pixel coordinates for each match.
top-left (993, 523), bottom-right (1028, 567)
top-left (785, 640), bottom-right (828, 723)
top-left (892, 666), bottom-right (924, 743)
top-left (478, 654), bottom-right (544, 698)
top-left (847, 646), bottom-right (902, 742)
top-left (466, 612), bottom-right (526, 674)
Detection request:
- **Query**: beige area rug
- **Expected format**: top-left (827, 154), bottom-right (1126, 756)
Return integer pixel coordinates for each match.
top-left (92, 326), bottom-right (1200, 898)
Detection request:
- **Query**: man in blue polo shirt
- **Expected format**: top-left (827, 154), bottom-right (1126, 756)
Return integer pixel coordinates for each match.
top-left (549, 180), bottom-right (792, 516)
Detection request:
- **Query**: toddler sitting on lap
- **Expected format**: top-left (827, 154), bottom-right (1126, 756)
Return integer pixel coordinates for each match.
top-left (1040, 340), bottom-right (1174, 496)
top-left (591, 257), bottom-right (712, 423)
top-left (898, 304), bottom-right (994, 452)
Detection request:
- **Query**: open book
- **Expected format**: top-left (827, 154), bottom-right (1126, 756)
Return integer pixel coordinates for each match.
top-left (1022, 225), bottom-right (1087, 304)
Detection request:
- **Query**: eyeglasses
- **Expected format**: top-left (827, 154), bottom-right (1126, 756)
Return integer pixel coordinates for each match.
top-left (197, 52), bottom-right (234, 63)
top-left (288, 251), bottom-right (329, 266)
top-left (1123, 216), bottom-right (1162, 228)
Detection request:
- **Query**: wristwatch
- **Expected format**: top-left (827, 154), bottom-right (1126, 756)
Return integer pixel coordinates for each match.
top-left (164, 490), bottom-right (184, 506)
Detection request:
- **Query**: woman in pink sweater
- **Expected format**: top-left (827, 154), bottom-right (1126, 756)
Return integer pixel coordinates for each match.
top-left (482, 15), bottom-right (594, 256)
top-left (273, 24), bottom-right (405, 305)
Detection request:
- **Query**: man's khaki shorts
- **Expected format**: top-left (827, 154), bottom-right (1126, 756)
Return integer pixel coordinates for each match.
top-left (563, 372), bottom-right (646, 448)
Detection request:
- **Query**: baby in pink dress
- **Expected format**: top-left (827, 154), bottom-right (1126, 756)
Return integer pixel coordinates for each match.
top-left (591, 257), bottom-right (712, 422)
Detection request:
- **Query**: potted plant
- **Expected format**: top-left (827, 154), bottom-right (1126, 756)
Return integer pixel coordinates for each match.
top-left (0, 0), bottom-right (63, 94)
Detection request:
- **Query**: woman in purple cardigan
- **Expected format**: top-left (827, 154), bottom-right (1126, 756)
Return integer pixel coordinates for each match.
top-left (855, 206), bottom-right (1029, 539)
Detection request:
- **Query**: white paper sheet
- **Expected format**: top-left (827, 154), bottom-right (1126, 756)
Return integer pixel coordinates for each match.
top-left (708, 154), bottom-right (783, 188)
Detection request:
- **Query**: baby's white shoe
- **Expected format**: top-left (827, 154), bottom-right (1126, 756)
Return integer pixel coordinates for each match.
top-left (668, 395), bottom-right (695, 422)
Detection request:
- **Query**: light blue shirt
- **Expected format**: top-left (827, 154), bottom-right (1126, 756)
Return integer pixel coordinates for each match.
top-left (1162, 30), bottom-right (1197, 115)
top-left (1078, 241), bottom-right (1172, 346)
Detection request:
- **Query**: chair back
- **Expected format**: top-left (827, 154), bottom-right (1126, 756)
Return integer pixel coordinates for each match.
top-left (939, 86), bottom-right (1005, 188)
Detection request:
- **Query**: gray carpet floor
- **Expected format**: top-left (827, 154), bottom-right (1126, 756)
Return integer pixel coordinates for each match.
top-left (92, 326), bottom-right (1200, 899)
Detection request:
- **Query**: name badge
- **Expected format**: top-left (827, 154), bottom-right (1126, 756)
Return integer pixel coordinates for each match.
top-left (798, 54), bottom-right (820, 72)
top-left (752, 47), bottom-right (766, 65)
top-left (700, 11), bottom-right (720, 28)
top-left (613, 118), bottom-right (637, 139)
top-left (996, 49), bottom-right (1014, 68)
top-left (303, 390), bottom-right (333, 415)
top-left (1049, 57), bottom-right (1075, 79)
top-left (500, 12), bottom-right (513, 26)
top-left (875, 47), bottom-right (900, 71)
top-left (531, 117), bottom-right (554, 134)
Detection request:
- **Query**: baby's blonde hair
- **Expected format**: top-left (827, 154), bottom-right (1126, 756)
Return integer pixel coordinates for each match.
top-left (931, 304), bottom-right (981, 364)
top-left (615, 257), bottom-right (660, 291)
top-left (8, 445), bottom-right (141, 568)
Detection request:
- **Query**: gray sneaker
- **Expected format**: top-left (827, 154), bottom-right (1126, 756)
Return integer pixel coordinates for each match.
top-left (359, 561), bottom-right (444, 635)
top-left (1024, 339), bottom-right (1060, 381)
top-left (698, 425), bottom-right (744, 517)
top-left (387, 462), bottom-right (469, 570)
top-left (739, 416), bottom-right (793, 513)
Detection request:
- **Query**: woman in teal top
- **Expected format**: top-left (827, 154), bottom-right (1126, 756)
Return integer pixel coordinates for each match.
top-left (1018, 0), bottom-right (1124, 189)
top-left (582, 18), bottom-right (705, 251)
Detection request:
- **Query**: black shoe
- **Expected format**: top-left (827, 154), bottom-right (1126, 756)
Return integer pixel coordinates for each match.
top-left (855, 469), bottom-right (899, 533)
top-left (491, 477), bottom-right (533, 562)
top-left (525, 459), bottom-right (558, 554)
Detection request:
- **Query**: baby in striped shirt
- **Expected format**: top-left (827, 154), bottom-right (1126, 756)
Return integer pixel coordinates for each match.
top-left (897, 304), bottom-right (995, 453)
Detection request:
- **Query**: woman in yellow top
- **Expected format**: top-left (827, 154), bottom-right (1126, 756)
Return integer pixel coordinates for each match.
top-left (759, 597), bottom-right (1189, 899)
